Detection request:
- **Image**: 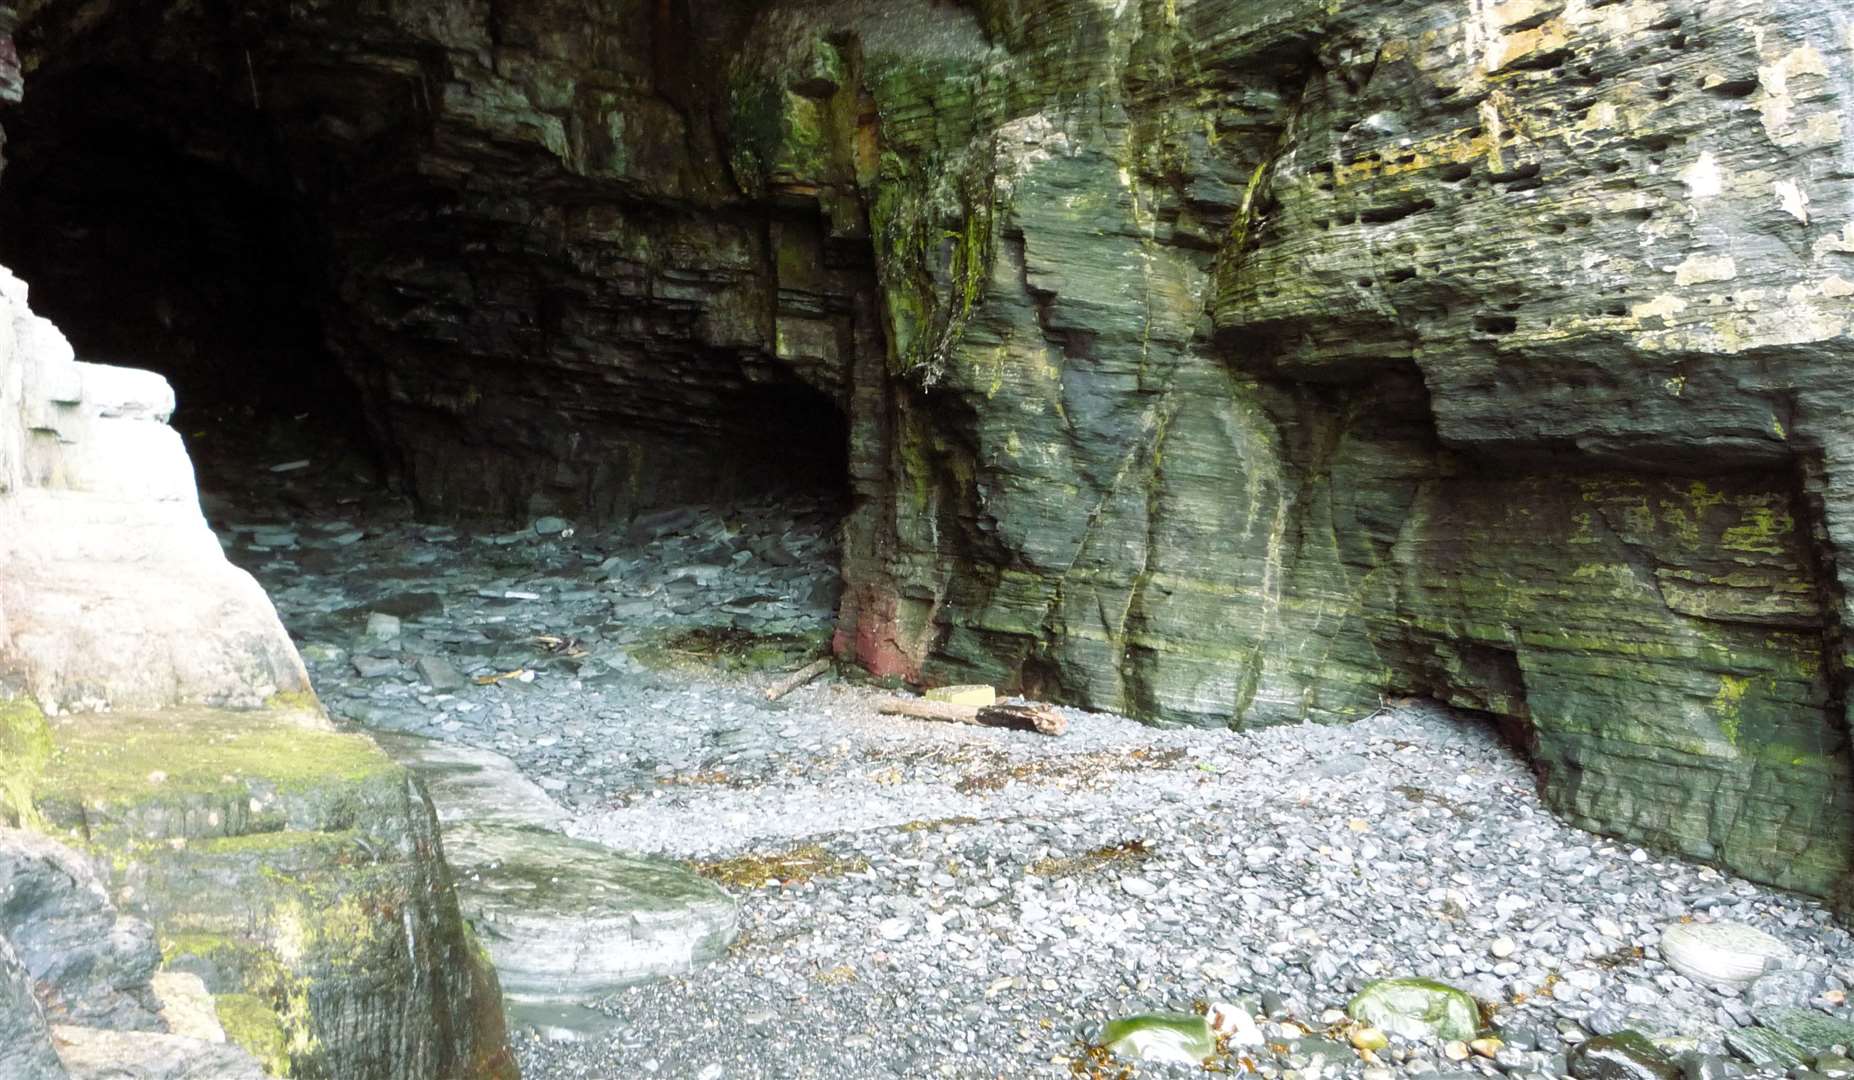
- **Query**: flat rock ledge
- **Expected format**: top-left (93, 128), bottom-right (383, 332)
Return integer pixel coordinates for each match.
top-left (375, 735), bottom-right (739, 1030)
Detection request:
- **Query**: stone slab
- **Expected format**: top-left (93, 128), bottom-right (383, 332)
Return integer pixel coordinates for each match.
top-left (373, 734), bottom-right (738, 1007)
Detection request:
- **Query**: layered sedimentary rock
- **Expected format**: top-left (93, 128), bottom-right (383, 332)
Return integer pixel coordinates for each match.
top-left (2, 697), bottom-right (518, 1080)
top-left (5, 0), bottom-right (863, 519)
top-left (7, 0), bottom-right (1854, 902)
top-left (0, 824), bottom-right (277, 1080)
top-left (32, 707), bottom-right (517, 1080)
top-left (821, 0), bottom-right (1854, 902)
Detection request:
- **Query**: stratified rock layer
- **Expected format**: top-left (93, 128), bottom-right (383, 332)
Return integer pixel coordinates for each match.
top-left (814, 0), bottom-right (1854, 903)
top-left (25, 706), bottom-right (517, 1080)
top-left (7, 0), bottom-right (1854, 902)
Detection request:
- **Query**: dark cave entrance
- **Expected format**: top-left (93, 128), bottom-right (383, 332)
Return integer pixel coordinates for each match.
top-left (0, 66), bottom-right (857, 526)
top-left (0, 71), bottom-right (379, 494)
top-left (717, 377), bottom-right (852, 505)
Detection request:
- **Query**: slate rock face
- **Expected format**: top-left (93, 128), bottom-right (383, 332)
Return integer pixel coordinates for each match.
top-left (7, 0), bottom-right (1854, 902)
top-left (0, 933), bottom-right (66, 1080)
top-left (0, 827), bottom-right (279, 1079)
top-left (0, 827), bottom-right (162, 1031)
top-left (819, 0), bottom-right (1854, 902)
top-left (11, 705), bottom-right (517, 1080)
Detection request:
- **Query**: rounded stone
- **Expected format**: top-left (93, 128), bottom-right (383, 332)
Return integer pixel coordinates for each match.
top-left (1659, 922), bottom-right (1789, 987)
top-left (1346, 977), bottom-right (1481, 1042)
top-left (1099, 1014), bottom-right (1215, 1066)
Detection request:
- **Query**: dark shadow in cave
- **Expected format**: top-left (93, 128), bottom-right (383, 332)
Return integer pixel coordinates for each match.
top-left (0, 56), bottom-right (857, 527)
top-left (0, 69), bottom-right (379, 493)
top-left (716, 378), bottom-right (851, 505)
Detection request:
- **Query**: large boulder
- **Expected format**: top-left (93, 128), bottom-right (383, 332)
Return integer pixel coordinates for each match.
top-left (16, 703), bottom-right (516, 1080)
top-left (0, 265), bottom-right (308, 714)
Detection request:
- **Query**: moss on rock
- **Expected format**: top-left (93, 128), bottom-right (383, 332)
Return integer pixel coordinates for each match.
top-left (0, 697), bottom-right (51, 827)
top-left (28, 707), bottom-right (514, 1080)
top-left (214, 993), bottom-right (290, 1078)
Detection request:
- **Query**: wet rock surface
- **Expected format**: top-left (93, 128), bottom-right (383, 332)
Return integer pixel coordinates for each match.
top-left (219, 469), bottom-right (1854, 1079)
top-left (15, 705), bottom-right (516, 1080)
top-left (0, 826), bottom-right (161, 1031)
top-left (0, 826), bottom-right (280, 1079)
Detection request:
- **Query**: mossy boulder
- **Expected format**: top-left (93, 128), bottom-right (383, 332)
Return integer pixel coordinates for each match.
top-left (1346, 977), bottom-right (1480, 1042)
top-left (1098, 1013), bottom-right (1217, 1066)
top-left (30, 706), bottom-right (516, 1080)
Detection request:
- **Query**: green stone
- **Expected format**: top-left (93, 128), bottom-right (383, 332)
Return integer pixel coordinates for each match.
top-left (1569, 1031), bottom-right (1682, 1080)
top-left (1346, 977), bottom-right (1481, 1041)
top-left (31, 708), bottom-right (515, 1080)
top-left (1726, 1026), bottom-right (1811, 1070)
top-left (1099, 1013), bottom-right (1216, 1066)
top-left (0, 697), bottom-right (51, 826)
top-left (1759, 1009), bottom-right (1854, 1057)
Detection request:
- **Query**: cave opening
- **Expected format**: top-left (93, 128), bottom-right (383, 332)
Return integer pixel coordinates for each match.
top-left (0, 67), bottom-right (379, 495)
top-left (0, 52), bottom-right (857, 530)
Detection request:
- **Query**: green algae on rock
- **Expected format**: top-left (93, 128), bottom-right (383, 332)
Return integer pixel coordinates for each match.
top-left (1098, 1012), bottom-right (1217, 1067)
top-left (1755, 1009), bottom-right (1854, 1059)
top-left (32, 708), bottom-right (516, 1080)
top-left (0, 698), bottom-right (51, 827)
top-left (1346, 978), bottom-right (1481, 1042)
top-left (212, 993), bottom-right (289, 1077)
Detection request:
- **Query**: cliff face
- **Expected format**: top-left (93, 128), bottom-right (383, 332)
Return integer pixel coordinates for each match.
top-left (7, 0), bottom-right (1854, 900)
top-left (829, 0), bottom-right (1854, 901)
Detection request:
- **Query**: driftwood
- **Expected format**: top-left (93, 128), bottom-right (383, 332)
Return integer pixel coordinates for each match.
top-left (876, 697), bottom-right (1068, 736)
top-left (765, 657), bottom-right (833, 701)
